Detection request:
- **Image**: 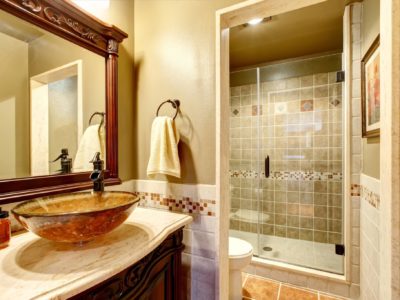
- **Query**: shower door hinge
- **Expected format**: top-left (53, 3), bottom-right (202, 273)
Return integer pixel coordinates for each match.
top-left (335, 244), bottom-right (345, 256)
top-left (336, 71), bottom-right (345, 83)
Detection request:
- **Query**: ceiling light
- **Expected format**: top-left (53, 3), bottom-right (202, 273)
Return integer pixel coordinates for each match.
top-left (247, 18), bottom-right (263, 25)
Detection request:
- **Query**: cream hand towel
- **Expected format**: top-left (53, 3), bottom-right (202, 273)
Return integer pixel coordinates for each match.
top-left (73, 124), bottom-right (105, 172)
top-left (147, 116), bottom-right (180, 178)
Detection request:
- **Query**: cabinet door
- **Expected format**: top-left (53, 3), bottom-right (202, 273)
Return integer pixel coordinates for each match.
top-left (137, 263), bottom-right (172, 300)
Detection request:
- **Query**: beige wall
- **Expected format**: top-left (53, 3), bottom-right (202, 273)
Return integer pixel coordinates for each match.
top-left (362, 0), bottom-right (380, 179)
top-left (28, 34), bottom-right (105, 129)
top-left (362, 0), bottom-right (380, 55)
top-left (0, 32), bottom-right (29, 179)
top-left (134, 0), bottom-right (242, 184)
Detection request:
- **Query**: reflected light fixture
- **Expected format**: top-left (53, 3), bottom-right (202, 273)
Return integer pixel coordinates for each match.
top-left (72, 0), bottom-right (110, 14)
top-left (247, 18), bottom-right (263, 25)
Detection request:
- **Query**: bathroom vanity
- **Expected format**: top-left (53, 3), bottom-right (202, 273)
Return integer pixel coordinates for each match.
top-left (0, 208), bottom-right (192, 299)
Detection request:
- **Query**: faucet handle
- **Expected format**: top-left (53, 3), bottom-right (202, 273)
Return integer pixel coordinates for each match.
top-left (90, 152), bottom-right (104, 171)
top-left (51, 148), bottom-right (69, 163)
top-left (90, 152), bottom-right (101, 163)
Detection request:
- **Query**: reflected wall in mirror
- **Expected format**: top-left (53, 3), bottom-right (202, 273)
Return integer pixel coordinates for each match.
top-left (0, 9), bottom-right (105, 180)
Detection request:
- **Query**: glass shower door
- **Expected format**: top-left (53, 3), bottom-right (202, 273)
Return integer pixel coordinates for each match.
top-left (229, 68), bottom-right (261, 255)
top-left (229, 63), bottom-right (345, 274)
top-left (257, 68), bottom-right (345, 274)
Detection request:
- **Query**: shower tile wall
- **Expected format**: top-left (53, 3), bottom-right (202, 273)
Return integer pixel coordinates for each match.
top-left (230, 71), bottom-right (343, 244)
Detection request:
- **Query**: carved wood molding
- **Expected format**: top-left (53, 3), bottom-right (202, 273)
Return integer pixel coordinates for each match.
top-left (107, 39), bottom-right (119, 54)
top-left (43, 6), bottom-right (104, 44)
top-left (21, 0), bottom-right (41, 12)
top-left (0, 0), bottom-right (127, 55)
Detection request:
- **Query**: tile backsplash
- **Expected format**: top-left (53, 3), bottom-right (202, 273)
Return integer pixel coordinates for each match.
top-left (229, 70), bottom-right (343, 244)
top-left (134, 191), bottom-right (216, 216)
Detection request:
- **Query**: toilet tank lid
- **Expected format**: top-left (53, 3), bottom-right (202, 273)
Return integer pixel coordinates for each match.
top-left (229, 237), bottom-right (253, 257)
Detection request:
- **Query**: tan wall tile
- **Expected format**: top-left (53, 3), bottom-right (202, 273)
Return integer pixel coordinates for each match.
top-left (299, 229), bottom-right (313, 241)
top-left (300, 204), bottom-right (314, 217)
top-left (300, 217), bottom-right (313, 229)
top-left (314, 230), bottom-right (328, 243)
top-left (314, 73), bottom-right (329, 85)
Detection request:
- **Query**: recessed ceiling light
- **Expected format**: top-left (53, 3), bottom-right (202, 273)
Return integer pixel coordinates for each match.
top-left (247, 18), bottom-right (263, 25)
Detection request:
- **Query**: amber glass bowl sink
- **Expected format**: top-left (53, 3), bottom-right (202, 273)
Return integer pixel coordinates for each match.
top-left (12, 191), bottom-right (140, 243)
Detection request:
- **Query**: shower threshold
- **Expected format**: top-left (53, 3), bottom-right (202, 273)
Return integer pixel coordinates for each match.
top-left (230, 229), bottom-right (344, 275)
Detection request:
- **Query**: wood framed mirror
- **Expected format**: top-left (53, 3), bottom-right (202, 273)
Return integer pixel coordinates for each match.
top-left (0, 0), bottom-right (127, 204)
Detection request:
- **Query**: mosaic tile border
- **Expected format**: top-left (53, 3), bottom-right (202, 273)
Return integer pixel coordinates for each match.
top-left (351, 184), bottom-right (360, 196)
top-left (230, 170), bottom-right (342, 181)
top-left (360, 185), bottom-right (380, 209)
top-left (134, 191), bottom-right (216, 216)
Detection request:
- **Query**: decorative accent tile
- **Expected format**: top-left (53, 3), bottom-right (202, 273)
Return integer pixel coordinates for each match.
top-left (300, 99), bottom-right (314, 112)
top-left (134, 191), bottom-right (216, 216)
top-left (275, 102), bottom-right (287, 114)
top-left (360, 186), bottom-right (380, 209)
top-left (230, 170), bottom-right (343, 181)
top-left (252, 105), bottom-right (262, 116)
top-left (230, 169), bottom-right (258, 178)
top-left (351, 184), bottom-right (360, 196)
top-left (232, 108), bottom-right (239, 116)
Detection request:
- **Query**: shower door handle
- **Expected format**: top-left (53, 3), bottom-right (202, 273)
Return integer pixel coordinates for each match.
top-left (265, 156), bottom-right (270, 178)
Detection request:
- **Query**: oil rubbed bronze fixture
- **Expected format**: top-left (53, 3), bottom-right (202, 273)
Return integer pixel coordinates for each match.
top-left (156, 99), bottom-right (181, 120)
top-left (89, 112), bottom-right (106, 128)
top-left (51, 149), bottom-right (72, 174)
top-left (90, 152), bottom-right (104, 192)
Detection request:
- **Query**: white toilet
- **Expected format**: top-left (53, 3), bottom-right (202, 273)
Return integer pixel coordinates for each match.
top-left (228, 237), bottom-right (253, 300)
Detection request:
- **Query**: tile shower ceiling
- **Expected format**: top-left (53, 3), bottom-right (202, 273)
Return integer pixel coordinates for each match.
top-left (229, 0), bottom-right (347, 69)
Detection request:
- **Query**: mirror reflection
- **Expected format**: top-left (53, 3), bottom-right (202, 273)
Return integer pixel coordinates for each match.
top-left (0, 9), bottom-right (105, 180)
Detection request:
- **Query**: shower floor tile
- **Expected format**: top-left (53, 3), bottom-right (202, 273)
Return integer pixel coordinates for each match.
top-left (242, 274), bottom-right (347, 300)
top-left (230, 230), bottom-right (344, 274)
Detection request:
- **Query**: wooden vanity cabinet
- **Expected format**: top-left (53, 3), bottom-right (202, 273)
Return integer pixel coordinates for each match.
top-left (69, 229), bottom-right (184, 300)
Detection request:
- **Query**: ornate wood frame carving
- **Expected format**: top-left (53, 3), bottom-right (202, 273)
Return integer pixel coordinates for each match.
top-left (0, 0), bottom-right (128, 204)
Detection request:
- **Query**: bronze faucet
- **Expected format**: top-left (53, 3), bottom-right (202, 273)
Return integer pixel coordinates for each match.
top-left (89, 152), bottom-right (104, 192)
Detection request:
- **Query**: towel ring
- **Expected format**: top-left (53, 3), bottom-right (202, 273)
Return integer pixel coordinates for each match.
top-left (89, 112), bottom-right (106, 128)
top-left (156, 99), bottom-right (180, 120)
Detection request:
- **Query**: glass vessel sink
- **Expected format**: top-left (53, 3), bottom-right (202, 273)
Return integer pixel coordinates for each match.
top-left (12, 191), bottom-right (140, 243)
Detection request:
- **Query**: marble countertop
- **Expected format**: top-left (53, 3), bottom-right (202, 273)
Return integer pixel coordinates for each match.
top-left (0, 207), bottom-right (192, 300)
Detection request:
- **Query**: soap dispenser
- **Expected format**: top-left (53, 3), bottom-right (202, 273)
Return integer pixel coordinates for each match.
top-left (51, 148), bottom-right (72, 174)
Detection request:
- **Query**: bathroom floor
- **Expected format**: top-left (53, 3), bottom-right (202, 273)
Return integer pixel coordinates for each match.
top-left (242, 273), bottom-right (346, 300)
top-left (230, 230), bottom-right (343, 274)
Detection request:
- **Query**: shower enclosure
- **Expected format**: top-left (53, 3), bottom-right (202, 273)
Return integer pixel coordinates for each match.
top-left (229, 53), bottom-right (344, 274)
